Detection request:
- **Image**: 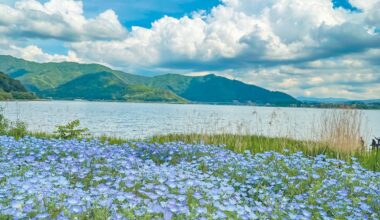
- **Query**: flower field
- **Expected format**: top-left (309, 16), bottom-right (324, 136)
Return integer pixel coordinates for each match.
top-left (0, 136), bottom-right (379, 219)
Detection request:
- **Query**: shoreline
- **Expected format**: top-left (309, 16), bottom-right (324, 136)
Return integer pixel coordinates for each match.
top-left (1, 99), bottom-right (380, 110)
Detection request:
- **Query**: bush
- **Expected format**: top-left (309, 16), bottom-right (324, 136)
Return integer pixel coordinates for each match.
top-left (0, 108), bottom-right (28, 138)
top-left (7, 120), bottom-right (28, 139)
top-left (55, 120), bottom-right (89, 139)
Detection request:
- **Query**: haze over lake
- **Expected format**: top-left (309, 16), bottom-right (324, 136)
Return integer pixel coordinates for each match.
top-left (1, 101), bottom-right (379, 142)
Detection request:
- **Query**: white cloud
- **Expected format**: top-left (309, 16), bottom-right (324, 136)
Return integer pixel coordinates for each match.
top-left (0, 0), bottom-right (379, 99)
top-left (0, 0), bottom-right (127, 41)
top-left (85, 10), bottom-right (126, 40)
top-left (349, 0), bottom-right (378, 10)
top-left (0, 4), bottom-right (22, 25)
top-left (69, 0), bottom-right (380, 69)
top-left (0, 44), bottom-right (79, 63)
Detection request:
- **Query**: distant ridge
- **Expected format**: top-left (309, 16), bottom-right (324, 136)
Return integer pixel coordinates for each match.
top-left (297, 97), bottom-right (350, 104)
top-left (0, 55), bottom-right (299, 105)
top-left (298, 96), bottom-right (380, 104)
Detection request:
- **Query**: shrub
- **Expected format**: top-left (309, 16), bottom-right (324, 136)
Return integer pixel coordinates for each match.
top-left (55, 120), bottom-right (89, 139)
top-left (0, 110), bottom-right (9, 135)
top-left (7, 120), bottom-right (28, 139)
top-left (0, 107), bottom-right (28, 138)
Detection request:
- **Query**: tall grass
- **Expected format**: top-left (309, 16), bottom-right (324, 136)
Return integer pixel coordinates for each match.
top-left (150, 109), bottom-right (380, 171)
top-left (317, 109), bottom-right (366, 154)
top-left (149, 133), bottom-right (324, 155)
top-left (150, 133), bottom-right (379, 171)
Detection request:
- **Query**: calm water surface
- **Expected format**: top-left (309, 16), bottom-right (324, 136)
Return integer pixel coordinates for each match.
top-left (1, 101), bottom-right (379, 142)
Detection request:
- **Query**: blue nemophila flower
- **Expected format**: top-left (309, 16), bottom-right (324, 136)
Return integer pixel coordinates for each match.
top-left (0, 136), bottom-right (379, 219)
top-left (67, 198), bottom-right (81, 206)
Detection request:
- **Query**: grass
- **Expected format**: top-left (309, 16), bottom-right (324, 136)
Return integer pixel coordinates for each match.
top-left (149, 133), bottom-right (380, 172)
top-left (147, 109), bottom-right (379, 171)
top-left (317, 109), bottom-right (366, 153)
top-left (22, 130), bottom-right (379, 172)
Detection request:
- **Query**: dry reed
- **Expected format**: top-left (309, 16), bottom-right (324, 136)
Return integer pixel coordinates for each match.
top-left (316, 109), bottom-right (366, 154)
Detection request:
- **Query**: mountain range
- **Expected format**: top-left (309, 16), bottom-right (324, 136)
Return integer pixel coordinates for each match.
top-left (298, 96), bottom-right (380, 105)
top-left (0, 55), bottom-right (299, 105)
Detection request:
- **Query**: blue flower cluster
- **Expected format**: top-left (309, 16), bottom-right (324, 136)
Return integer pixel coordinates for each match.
top-left (0, 136), bottom-right (379, 219)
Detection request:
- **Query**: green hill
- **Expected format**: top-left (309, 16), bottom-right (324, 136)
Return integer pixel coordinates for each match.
top-left (0, 55), bottom-right (299, 105)
top-left (44, 72), bottom-right (186, 103)
top-left (0, 55), bottom-right (146, 92)
top-left (0, 72), bottom-right (37, 100)
top-left (148, 74), bottom-right (298, 105)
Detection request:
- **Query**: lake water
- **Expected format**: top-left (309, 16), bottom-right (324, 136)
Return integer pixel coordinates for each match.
top-left (1, 101), bottom-right (379, 142)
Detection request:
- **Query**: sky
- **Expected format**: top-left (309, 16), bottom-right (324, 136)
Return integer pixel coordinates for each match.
top-left (0, 0), bottom-right (379, 99)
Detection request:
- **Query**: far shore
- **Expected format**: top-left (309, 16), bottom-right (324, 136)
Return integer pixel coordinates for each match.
top-left (1, 98), bottom-right (380, 110)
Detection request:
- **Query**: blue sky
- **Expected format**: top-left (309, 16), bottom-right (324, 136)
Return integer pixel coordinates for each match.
top-left (0, 0), bottom-right (379, 99)
top-left (83, 0), bottom-right (220, 28)
top-left (332, 0), bottom-right (359, 11)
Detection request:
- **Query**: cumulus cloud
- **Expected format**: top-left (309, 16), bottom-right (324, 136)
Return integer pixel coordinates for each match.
top-left (69, 0), bottom-right (380, 68)
top-left (0, 0), bottom-right (127, 41)
top-left (0, 42), bottom-right (80, 63)
top-left (0, 0), bottom-right (379, 99)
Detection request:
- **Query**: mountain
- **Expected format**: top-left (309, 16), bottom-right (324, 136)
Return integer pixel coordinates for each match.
top-left (0, 55), bottom-right (146, 92)
top-left (298, 97), bottom-right (350, 104)
top-left (0, 72), bottom-right (37, 100)
top-left (347, 99), bottom-right (380, 104)
top-left (44, 72), bottom-right (186, 103)
top-left (298, 96), bottom-right (380, 105)
top-left (0, 55), bottom-right (299, 105)
top-left (149, 74), bottom-right (298, 104)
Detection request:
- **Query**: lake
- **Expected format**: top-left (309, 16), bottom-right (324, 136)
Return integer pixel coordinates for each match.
top-left (1, 101), bottom-right (379, 142)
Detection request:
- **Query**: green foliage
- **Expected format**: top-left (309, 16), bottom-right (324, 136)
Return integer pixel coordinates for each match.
top-left (99, 135), bottom-right (128, 145)
top-left (10, 91), bottom-right (37, 100)
top-left (44, 72), bottom-right (186, 103)
top-left (0, 109), bottom-right (9, 135)
top-left (0, 90), bottom-right (36, 100)
top-left (7, 120), bottom-right (28, 139)
top-left (123, 84), bottom-right (187, 103)
top-left (148, 74), bottom-right (299, 105)
top-left (0, 91), bottom-right (12, 100)
top-left (0, 55), bottom-right (143, 91)
top-left (0, 72), bottom-right (37, 100)
top-left (27, 131), bottom-right (57, 139)
top-left (55, 120), bottom-right (89, 140)
top-left (0, 72), bottom-right (27, 92)
top-left (0, 108), bottom-right (28, 138)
